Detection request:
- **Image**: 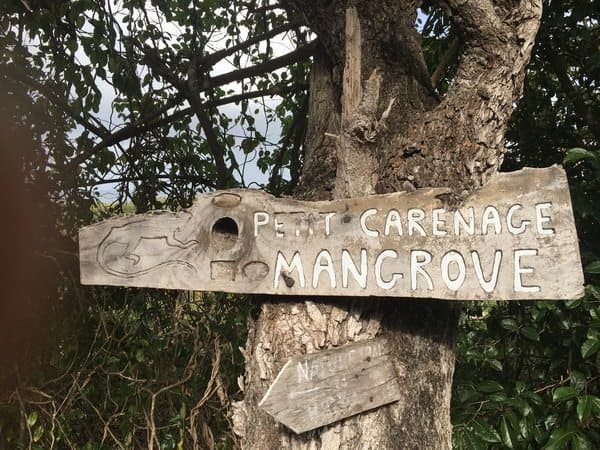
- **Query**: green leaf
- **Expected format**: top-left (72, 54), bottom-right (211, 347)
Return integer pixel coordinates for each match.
top-left (500, 417), bottom-right (514, 448)
top-left (577, 396), bottom-right (594, 422)
top-left (135, 348), bottom-right (145, 362)
top-left (477, 380), bottom-right (504, 393)
top-left (581, 338), bottom-right (600, 359)
top-left (572, 433), bottom-right (592, 450)
top-left (521, 326), bottom-right (539, 341)
top-left (544, 428), bottom-right (576, 450)
top-left (563, 147), bottom-right (596, 164)
top-left (570, 370), bottom-right (587, 391)
top-left (501, 319), bottom-right (518, 331)
top-left (564, 298), bottom-right (581, 309)
top-left (463, 429), bottom-right (486, 450)
top-left (471, 419), bottom-right (502, 443)
top-left (488, 359), bottom-right (503, 371)
top-left (504, 398), bottom-right (532, 416)
top-left (240, 138), bottom-right (259, 154)
top-left (27, 411), bottom-right (38, 427)
top-left (552, 386), bottom-right (577, 402)
top-left (33, 425), bottom-right (44, 442)
top-left (584, 261), bottom-right (600, 274)
top-left (587, 284), bottom-right (600, 300)
top-left (520, 415), bottom-right (534, 440)
top-left (505, 410), bottom-right (520, 431)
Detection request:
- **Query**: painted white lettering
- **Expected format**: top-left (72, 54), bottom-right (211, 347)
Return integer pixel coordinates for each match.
top-left (441, 251), bottom-right (466, 291)
top-left (360, 208), bottom-right (379, 237)
top-left (507, 204), bottom-right (530, 235)
top-left (274, 214), bottom-right (284, 237)
top-left (408, 209), bottom-right (426, 236)
top-left (482, 206), bottom-right (502, 235)
top-left (472, 250), bottom-right (502, 293)
top-left (454, 207), bottom-right (475, 235)
top-left (342, 249), bottom-right (368, 288)
top-left (410, 250), bottom-right (433, 290)
top-left (514, 249), bottom-right (540, 293)
top-left (321, 212), bottom-right (336, 236)
top-left (306, 214), bottom-right (315, 236)
top-left (375, 250), bottom-right (403, 290)
top-left (432, 208), bottom-right (447, 236)
top-left (297, 361), bottom-right (310, 382)
top-left (313, 250), bottom-right (336, 288)
top-left (274, 251), bottom-right (305, 288)
top-left (536, 202), bottom-right (554, 235)
top-left (254, 212), bottom-right (269, 237)
top-left (384, 209), bottom-right (403, 236)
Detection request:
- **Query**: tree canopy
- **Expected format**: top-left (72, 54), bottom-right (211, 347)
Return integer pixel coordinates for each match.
top-left (0, 0), bottom-right (598, 448)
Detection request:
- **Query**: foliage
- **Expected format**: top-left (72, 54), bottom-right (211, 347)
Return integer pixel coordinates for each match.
top-left (0, 0), bottom-right (598, 448)
top-left (1, 288), bottom-right (252, 449)
top-left (1, 0), bottom-right (299, 447)
top-left (451, 1), bottom-right (600, 448)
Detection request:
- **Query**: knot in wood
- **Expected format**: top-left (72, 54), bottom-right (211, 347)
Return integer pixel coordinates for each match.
top-left (350, 114), bottom-right (378, 143)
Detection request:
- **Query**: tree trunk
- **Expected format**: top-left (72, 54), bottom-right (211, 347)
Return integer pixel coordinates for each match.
top-left (233, 1), bottom-right (542, 448)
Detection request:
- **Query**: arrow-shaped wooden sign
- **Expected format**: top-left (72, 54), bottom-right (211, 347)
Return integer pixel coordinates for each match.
top-left (79, 166), bottom-right (584, 300)
top-left (258, 338), bottom-right (401, 434)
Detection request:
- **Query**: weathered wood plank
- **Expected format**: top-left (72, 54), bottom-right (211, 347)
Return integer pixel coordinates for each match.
top-left (258, 339), bottom-right (401, 434)
top-left (79, 166), bottom-right (585, 300)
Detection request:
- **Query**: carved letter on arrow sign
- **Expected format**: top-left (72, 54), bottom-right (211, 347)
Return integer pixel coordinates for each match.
top-left (258, 338), bottom-right (401, 434)
top-left (79, 166), bottom-right (584, 300)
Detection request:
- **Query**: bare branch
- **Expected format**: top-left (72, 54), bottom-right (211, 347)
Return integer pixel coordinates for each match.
top-left (201, 22), bottom-right (298, 68)
top-left (72, 85), bottom-right (298, 171)
top-left (209, 41), bottom-right (317, 88)
top-left (67, 95), bottom-right (185, 169)
top-left (85, 174), bottom-right (216, 188)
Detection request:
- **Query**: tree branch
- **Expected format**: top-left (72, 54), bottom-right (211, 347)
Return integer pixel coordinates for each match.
top-left (67, 95), bottom-right (185, 169)
top-left (208, 41), bottom-right (317, 88)
top-left (201, 22), bottom-right (298, 68)
top-left (72, 85), bottom-right (299, 170)
top-left (195, 105), bottom-right (229, 189)
top-left (85, 174), bottom-right (216, 188)
top-left (441, 0), bottom-right (507, 41)
top-left (8, 38), bottom-right (315, 174)
top-left (386, 1), bottom-right (543, 197)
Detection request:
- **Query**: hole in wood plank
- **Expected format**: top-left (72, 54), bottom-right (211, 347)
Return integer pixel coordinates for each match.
top-left (211, 217), bottom-right (239, 250)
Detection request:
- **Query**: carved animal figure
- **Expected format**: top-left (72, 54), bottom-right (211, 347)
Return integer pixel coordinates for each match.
top-left (96, 212), bottom-right (199, 278)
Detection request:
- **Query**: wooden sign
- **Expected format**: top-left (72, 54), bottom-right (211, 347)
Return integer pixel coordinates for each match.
top-left (258, 339), bottom-right (401, 433)
top-left (79, 166), bottom-right (584, 300)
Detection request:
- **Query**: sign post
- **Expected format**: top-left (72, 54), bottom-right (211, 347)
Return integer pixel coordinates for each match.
top-left (79, 165), bottom-right (585, 432)
top-left (258, 338), bottom-right (401, 434)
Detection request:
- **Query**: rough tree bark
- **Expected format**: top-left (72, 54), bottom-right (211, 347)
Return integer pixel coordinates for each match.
top-left (232, 1), bottom-right (542, 448)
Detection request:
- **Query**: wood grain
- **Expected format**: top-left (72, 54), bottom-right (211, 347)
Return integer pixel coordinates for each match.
top-left (79, 166), bottom-right (584, 300)
top-left (258, 338), bottom-right (401, 434)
